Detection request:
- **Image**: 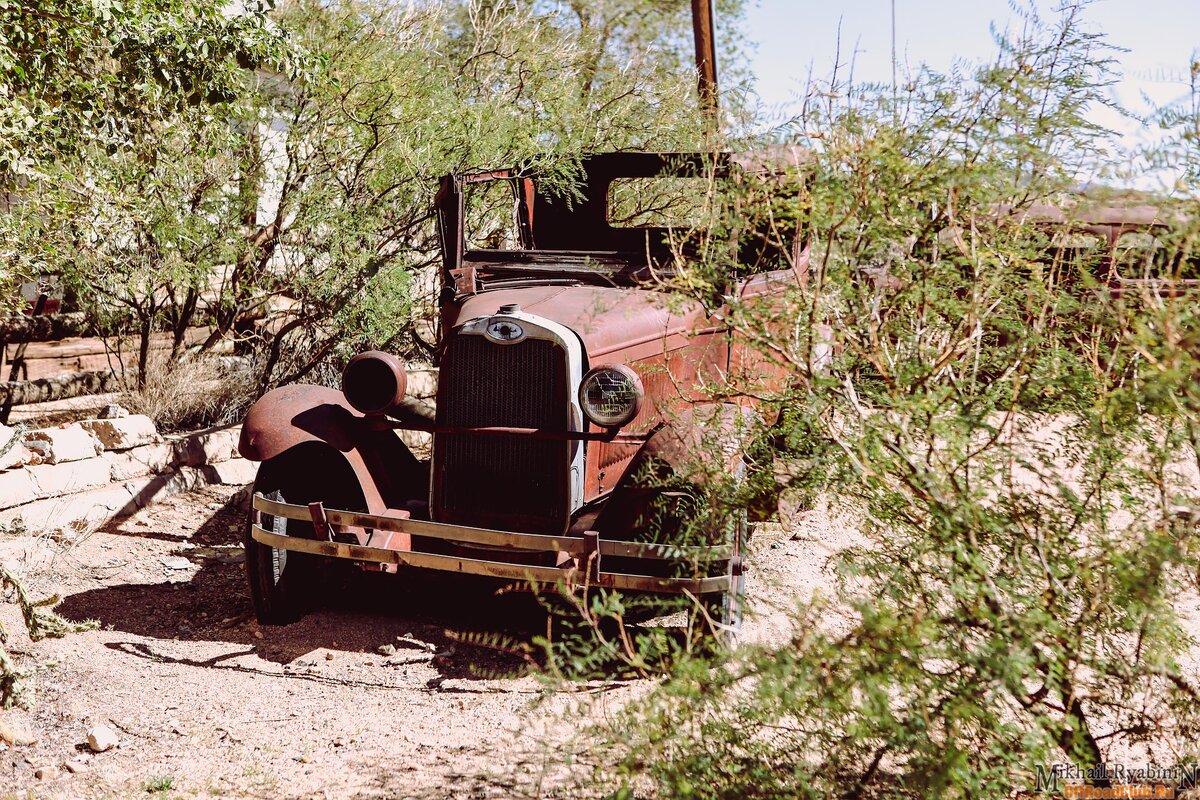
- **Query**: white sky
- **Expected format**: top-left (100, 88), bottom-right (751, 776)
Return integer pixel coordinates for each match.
top-left (744, 0), bottom-right (1200, 186)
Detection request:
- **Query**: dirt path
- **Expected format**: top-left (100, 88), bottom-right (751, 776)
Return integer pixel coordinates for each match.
top-left (0, 487), bottom-right (844, 799)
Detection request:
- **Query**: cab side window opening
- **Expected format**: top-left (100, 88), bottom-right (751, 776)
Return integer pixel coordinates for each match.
top-left (1047, 231), bottom-right (1106, 281)
top-left (1115, 230), bottom-right (1200, 280)
top-left (444, 155), bottom-right (806, 280)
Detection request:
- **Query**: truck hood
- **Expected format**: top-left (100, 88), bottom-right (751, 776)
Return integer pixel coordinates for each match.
top-left (447, 285), bottom-right (713, 363)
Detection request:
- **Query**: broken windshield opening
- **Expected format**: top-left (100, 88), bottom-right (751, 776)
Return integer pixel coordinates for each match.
top-left (462, 178), bottom-right (524, 251)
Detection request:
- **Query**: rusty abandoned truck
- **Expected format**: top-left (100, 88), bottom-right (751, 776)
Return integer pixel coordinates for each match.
top-left (237, 151), bottom-right (805, 637)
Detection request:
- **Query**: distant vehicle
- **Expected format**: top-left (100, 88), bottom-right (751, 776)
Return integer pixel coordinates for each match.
top-left (982, 202), bottom-right (1199, 297)
top-left (18, 274), bottom-right (61, 316)
top-left (237, 151), bottom-right (806, 639)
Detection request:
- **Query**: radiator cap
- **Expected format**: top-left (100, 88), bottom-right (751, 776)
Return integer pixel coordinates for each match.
top-left (497, 303), bottom-right (520, 314)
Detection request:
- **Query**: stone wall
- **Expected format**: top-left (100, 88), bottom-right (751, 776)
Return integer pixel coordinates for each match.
top-left (0, 369), bottom-right (437, 532)
top-left (0, 415), bottom-right (256, 532)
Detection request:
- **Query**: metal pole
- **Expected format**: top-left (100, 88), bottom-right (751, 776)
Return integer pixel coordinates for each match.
top-left (691, 0), bottom-right (719, 136)
top-left (890, 0), bottom-right (898, 105)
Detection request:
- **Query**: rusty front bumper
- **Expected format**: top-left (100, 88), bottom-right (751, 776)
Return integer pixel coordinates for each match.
top-left (250, 493), bottom-right (732, 595)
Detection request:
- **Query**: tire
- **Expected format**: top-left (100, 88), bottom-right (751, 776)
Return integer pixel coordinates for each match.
top-left (696, 513), bottom-right (747, 649)
top-left (245, 487), bottom-right (322, 625)
top-left (245, 447), bottom-right (372, 624)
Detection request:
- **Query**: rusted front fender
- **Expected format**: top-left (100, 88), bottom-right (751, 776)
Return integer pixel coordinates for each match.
top-left (594, 403), bottom-right (759, 538)
top-left (637, 404), bottom-right (758, 475)
top-left (239, 384), bottom-right (427, 515)
top-left (240, 384), bottom-right (362, 462)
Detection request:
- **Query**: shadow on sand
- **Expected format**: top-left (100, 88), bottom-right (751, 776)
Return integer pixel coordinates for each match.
top-left (57, 492), bottom-right (556, 680)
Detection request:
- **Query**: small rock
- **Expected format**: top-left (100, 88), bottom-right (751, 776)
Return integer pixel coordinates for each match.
top-left (253, 630), bottom-right (263, 640)
top-left (376, 644), bottom-right (396, 656)
top-left (396, 634), bottom-right (437, 653)
top-left (98, 404), bottom-right (130, 419)
top-left (0, 719), bottom-right (36, 746)
top-left (80, 415), bottom-right (158, 450)
top-left (34, 765), bottom-right (54, 779)
top-left (63, 760), bottom-right (87, 774)
top-left (215, 727), bottom-right (242, 744)
top-left (22, 438), bottom-right (51, 460)
top-left (86, 724), bottom-right (119, 753)
top-left (325, 652), bottom-right (335, 661)
top-left (160, 556), bottom-right (191, 570)
top-left (23, 426), bottom-right (102, 464)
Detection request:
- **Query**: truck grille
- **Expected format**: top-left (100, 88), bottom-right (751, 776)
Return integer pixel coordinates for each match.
top-left (433, 335), bottom-right (570, 534)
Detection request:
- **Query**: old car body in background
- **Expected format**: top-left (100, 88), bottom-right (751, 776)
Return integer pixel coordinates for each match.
top-left (1019, 203), bottom-right (1199, 297)
top-left (237, 150), bottom-right (806, 638)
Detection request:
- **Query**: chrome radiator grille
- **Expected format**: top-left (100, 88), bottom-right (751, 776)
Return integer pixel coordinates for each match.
top-left (432, 335), bottom-right (569, 534)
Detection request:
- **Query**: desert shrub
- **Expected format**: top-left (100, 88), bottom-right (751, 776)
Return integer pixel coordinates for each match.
top-left (117, 353), bottom-right (257, 433)
top-left (568, 4), bottom-right (1200, 798)
top-left (0, 0), bottom-right (299, 314)
top-left (0, 565), bottom-right (97, 709)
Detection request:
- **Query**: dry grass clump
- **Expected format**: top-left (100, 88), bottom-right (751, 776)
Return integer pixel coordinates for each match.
top-left (118, 352), bottom-right (256, 433)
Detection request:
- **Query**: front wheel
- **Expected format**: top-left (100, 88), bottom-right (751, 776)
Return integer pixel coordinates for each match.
top-left (245, 488), bottom-right (322, 625)
top-left (692, 508), bottom-right (748, 649)
top-left (700, 554), bottom-right (746, 647)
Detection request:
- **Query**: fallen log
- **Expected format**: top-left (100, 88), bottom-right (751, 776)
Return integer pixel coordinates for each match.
top-left (19, 326), bottom-right (212, 361)
top-left (5, 327), bottom-right (215, 381)
top-left (0, 370), bottom-right (123, 407)
top-left (0, 313), bottom-right (91, 344)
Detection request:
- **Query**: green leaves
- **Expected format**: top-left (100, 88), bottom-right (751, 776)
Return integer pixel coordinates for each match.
top-left (0, 0), bottom-right (307, 310)
top-left (0, 0), bottom-right (305, 176)
top-left (6, 0), bottom-right (734, 368)
top-left (578, 3), bottom-right (1200, 798)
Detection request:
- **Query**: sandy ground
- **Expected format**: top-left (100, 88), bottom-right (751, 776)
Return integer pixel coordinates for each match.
top-left (0, 484), bottom-right (851, 799)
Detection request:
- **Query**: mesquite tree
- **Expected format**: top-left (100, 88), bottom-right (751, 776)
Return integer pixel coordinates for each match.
top-left (0, 0), bottom-right (298, 313)
top-left (574, 4), bottom-right (1200, 797)
top-left (6, 0), bottom-right (746, 408)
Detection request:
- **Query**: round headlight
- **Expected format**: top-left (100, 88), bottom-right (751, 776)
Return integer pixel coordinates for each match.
top-left (579, 364), bottom-right (643, 428)
top-left (342, 350), bottom-right (408, 415)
